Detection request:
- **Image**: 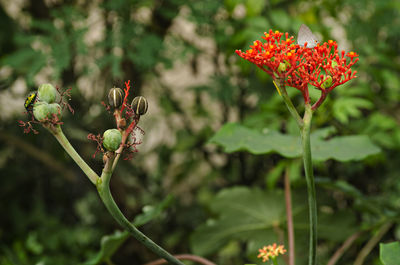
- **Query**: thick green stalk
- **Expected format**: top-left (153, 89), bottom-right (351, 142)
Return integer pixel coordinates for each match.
top-left (50, 125), bottom-right (99, 185)
top-left (301, 104), bottom-right (317, 265)
top-left (97, 163), bottom-right (185, 265)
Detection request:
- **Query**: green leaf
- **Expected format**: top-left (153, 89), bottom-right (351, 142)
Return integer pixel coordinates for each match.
top-left (210, 123), bottom-right (302, 157)
top-left (270, 9), bottom-right (292, 30)
top-left (209, 123), bottom-right (381, 162)
top-left (332, 97), bottom-right (374, 124)
top-left (190, 187), bottom-right (289, 256)
top-left (380, 242), bottom-right (400, 265)
top-left (128, 34), bottom-right (163, 70)
top-left (245, 0), bottom-right (266, 16)
top-left (82, 230), bottom-right (129, 265)
top-left (132, 195), bottom-right (174, 227)
top-left (317, 210), bottom-right (358, 242)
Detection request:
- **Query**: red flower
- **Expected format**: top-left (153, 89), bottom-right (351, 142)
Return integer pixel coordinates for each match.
top-left (236, 30), bottom-right (359, 110)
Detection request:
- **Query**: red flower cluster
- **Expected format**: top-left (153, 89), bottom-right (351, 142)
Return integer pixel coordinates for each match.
top-left (236, 29), bottom-right (359, 110)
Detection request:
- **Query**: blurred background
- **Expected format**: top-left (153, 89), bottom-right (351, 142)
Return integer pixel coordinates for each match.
top-left (0, 0), bottom-right (399, 264)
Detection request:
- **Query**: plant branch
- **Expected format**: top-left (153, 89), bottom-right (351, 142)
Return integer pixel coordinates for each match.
top-left (354, 221), bottom-right (393, 265)
top-left (311, 91), bottom-right (327, 111)
top-left (0, 131), bottom-right (76, 182)
top-left (327, 231), bottom-right (362, 265)
top-left (97, 155), bottom-right (185, 265)
top-left (284, 168), bottom-right (295, 265)
top-left (273, 80), bottom-right (304, 128)
top-left (143, 254), bottom-right (217, 265)
top-left (50, 125), bottom-right (99, 185)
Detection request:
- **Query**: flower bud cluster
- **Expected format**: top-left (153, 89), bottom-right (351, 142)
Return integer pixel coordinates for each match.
top-left (107, 85), bottom-right (148, 117)
top-left (90, 81), bottom-right (149, 158)
top-left (25, 83), bottom-right (62, 122)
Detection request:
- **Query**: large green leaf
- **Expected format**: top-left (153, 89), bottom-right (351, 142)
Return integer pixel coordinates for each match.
top-left (190, 186), bottom-right (359, 258)
top-left (209, 123), bottom-right (381, 161)
top-left (191, 187), bottom-right (289, 256)
top-left (380, 242), bottom-right (400, 265)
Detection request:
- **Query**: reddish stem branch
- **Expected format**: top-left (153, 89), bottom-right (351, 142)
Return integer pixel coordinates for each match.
top-left (354, 222), bottom-right (393, 265)
top-left (311, 91), bottom-right (327, 110)
top-left (326, 231), bottom-right (362, 265)
top-left (284, 168), bottom-right (295, 265)
top-left (142, 254), bottom-right (217, 265)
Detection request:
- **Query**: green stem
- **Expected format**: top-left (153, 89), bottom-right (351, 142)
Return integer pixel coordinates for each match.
top-left (50, 125), bottom-right (99, 185)
top-left (48, 123), bottom-right (181, 263)
top-left (274, 80), bottom-right (304, 128)
top-left (301, 104), bottom-right (317, 265)
top-left (97, 160), bottom-right (185, 265)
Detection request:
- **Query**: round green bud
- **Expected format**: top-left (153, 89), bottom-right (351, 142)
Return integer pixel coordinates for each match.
top-left (131, 96), bottom-right (148, 116)
top-left (103, 129), bottom-right (122, 152)
top-left (331, 61), bottom-right (338, 68)
top-left (321, 75), bottom-right (333, 89)
top-left (38, 83), bottom-right (57, 103)
top-left (33, 102), bottom-right (50, 121)
top-left (108, 87), bottom-right (124, 109)
top-left (278, 62), bottom-right (287, 73)
top-left (48, 103), bottom-right (62, 119)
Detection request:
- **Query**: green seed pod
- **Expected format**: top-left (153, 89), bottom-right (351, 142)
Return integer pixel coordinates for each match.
top-left (24, 91), bottom-right (37, 111)
top-left (321, 75), bottom-right (333, 89)
top-left (108, 87), bottom-right (124, 109)
top-left (131, 96), bottom-right (148, 116)
top-left (48, 103), bottom-right (62, 119)
top-left (33, 102), bottom-right (50, 121)
top-left (278, 62), bottom-right (287, 73)
top-left (103, 129), bottom-right (122, 152)
top-left (38, 83), bottom-right (57, 103)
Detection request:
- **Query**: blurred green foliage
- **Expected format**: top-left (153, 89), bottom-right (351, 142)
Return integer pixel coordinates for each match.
top-left (0, 0), bottom-right (399, 264)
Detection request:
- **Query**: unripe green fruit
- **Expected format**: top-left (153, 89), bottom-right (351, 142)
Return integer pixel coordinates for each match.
top-left (321, 75), bottom-right (333, 89)
top-left (38, 83), bottom-right (57, 103)
top-left (33, 102), bottom-right (50, 121)
top-left (103, 129), bottom-right (122, 152)
top-left (278, 62), bottom-right (287, 73)
top-left (48, 103), bottom-right (62, 119)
